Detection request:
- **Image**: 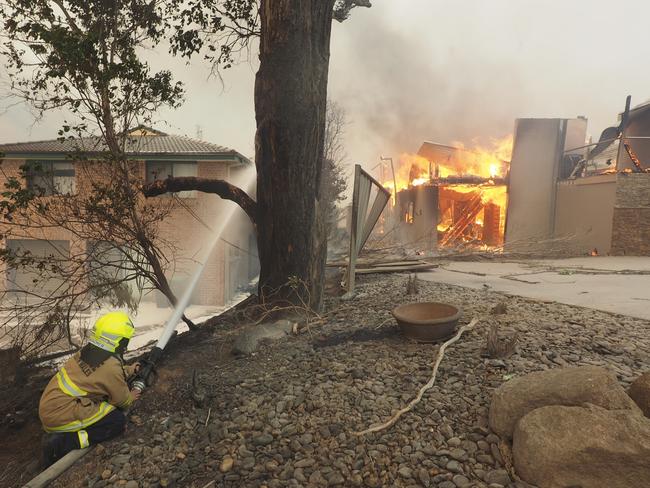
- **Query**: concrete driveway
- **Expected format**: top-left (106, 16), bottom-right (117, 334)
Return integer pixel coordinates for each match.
top-left (419, 256), bottom-right (650, 320)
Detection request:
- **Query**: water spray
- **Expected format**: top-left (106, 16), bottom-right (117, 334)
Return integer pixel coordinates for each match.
top-left (24, 169), bottom-right (255, 488)
top-left (130, 169), bottom-right (256, 392)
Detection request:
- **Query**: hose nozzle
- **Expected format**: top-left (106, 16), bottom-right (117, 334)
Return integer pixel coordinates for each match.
top-left (128, 346), bottom-right (163, 392)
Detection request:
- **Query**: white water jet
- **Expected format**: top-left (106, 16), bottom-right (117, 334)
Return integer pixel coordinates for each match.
top-left (156, 169), bottom-right (256, 349)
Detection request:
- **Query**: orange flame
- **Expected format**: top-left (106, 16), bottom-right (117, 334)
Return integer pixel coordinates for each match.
top-left (382, 135), bottom-right (513, 249)
top-left (382, 135), bottom-right (513, 192)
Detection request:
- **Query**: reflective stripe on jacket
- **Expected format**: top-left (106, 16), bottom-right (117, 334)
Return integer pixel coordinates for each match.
top-left (39, 353), bottom-right (136, 433)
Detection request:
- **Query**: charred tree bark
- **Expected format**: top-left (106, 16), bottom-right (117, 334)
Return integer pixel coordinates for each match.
top-left (142, 177), bottom-right (258, 225)
top-left (254, 0), bottom-right (334, 310)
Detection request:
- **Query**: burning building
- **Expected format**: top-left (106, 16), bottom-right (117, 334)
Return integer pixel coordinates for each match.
top-left (385, 98), bottom-right (650, 256)
top-left (383, 138), bottom-right (511, 252)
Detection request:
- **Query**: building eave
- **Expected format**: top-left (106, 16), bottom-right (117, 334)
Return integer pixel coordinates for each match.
top-left (0, 150), bottom-right (248, 163)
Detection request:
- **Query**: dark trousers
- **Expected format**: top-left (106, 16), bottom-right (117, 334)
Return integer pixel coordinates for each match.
top-left (46, 409), bottom-right (126, 464)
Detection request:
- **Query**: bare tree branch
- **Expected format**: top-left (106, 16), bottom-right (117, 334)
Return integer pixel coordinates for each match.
top-left (333, 0), bottom-right (372, 22)
top-left (142, 176), bottom-right (258, 225)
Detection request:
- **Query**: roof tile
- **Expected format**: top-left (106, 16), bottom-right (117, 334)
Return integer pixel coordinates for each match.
top-left (0, 132), bottom-right (240, 158)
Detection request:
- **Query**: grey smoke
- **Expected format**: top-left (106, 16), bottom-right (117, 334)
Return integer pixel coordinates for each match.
top-left (3, 0), bottom-right (650, 174)
top-left (330, 15), bottom-right (525, 161)
top-left (328, 0), bottom-right (650, 169)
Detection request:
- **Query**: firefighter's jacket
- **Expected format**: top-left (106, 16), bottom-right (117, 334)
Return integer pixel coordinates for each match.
top-left (39, 353), bottom-right (137, 433)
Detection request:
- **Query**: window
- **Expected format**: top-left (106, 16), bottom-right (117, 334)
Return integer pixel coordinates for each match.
top-left (87, 241), bottom-right (140, 302)
top-left (87, 241), bottom-right (127, 282)
top-left (6, 239), bottom-right (69, 294)
top-left (25, 161), bottom-right (75, 195)
top-left (145, 161), bottom-right (197, 198)
top-left (406, 201), bottom-right (415, 224)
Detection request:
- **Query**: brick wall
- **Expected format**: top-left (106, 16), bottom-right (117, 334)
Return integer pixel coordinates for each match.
top-left (611, 173), bottom-right (650, 255)
top-left (134, 160), bottom-right (233, 306)
top-left (613, 173), bottom-right (650, 207)
top-left (0, 158), bottom-right (245, 306)
top-left (0, 159), bottom-right (84, 292)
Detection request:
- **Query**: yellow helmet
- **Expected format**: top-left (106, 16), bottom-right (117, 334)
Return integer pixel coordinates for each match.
top-left (89, 311), bottom-right (135, 353)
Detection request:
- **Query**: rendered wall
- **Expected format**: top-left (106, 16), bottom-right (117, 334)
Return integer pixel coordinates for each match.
top-left (554, 174), bottom-right (616, 254)
top-left (505, 118), bottom-right (587, 251)
top-left (505, 119), bottom-right (563, 248)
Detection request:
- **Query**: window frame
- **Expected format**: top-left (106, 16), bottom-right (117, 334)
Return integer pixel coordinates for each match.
top-left (145, 160), bottom-right (198, 198)
top-left (87, 240), bottom-right (127, 281)
top-left (406, 201), bottom-right (415, 224)
top-left (5, 239), bottom-right (70, 293)
top-left (25, 160), bottom-right (76, 196)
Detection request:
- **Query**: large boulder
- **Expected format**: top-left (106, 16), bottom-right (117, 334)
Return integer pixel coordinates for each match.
top-left (628, 372), bottom-right (650, 417)
top-left (489, 366), bottom-right (640, 439)
top-left (232, 319), bottom-right (295, 355)
top-left (513, 404), bottom-right (650, 488)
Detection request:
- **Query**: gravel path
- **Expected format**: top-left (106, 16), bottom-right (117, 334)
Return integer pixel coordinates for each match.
top-left (54, 273), bottom-right (650, 488)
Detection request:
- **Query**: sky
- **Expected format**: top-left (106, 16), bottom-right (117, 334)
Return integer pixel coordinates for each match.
top-left (2, 0), bottom-right (650, 180)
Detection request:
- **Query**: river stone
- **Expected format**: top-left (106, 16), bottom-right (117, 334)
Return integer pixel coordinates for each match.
top-left (327, 471), bottom-right (345, 485)
top-left (628, 372), bottom-right (650, 417)
top-left (253, 433), bottom-right (274, 446)
top-left (513, 404), bottom-right (650, 488)
top-left (398, 466), bottom-right (413, 478)
top-left (484, 469), bottom-right (511, 485)
top-left (489, 366), bottom-right (640, 438)
top-left (232, 320), bottom-right (295, 355)
top-left (110, 454), bottom-right (131, 467)
top-left (220, 456), bottom-right (234, 472)
top-left (447, 437), bottom-right (461, 447)
top-left (452, 474), bottom-right (470, 487)
top-left (417, 467), bottom-right (431, 486)
top-left (445, 460), bottom-right (463, 473)
top-left (294, 458), bottom-right (315, 468)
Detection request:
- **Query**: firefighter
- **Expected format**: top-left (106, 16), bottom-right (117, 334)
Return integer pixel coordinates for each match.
top-left (39, 311), bottom-right (141, 467)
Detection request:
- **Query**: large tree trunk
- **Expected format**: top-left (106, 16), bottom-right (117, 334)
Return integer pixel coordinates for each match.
top-left (254, 0), bottom-right (334, 310)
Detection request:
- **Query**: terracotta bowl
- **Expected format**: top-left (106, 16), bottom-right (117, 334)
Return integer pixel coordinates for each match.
top-left (392, 302), bottom-right (462, 343)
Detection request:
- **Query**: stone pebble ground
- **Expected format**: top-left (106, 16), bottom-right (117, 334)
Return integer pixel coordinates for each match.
top-left (53, 273), bottom-right (650, 488)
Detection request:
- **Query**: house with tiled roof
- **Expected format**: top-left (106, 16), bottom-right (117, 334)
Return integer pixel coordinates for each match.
top-left (0, 126), bottom-right (246, 160)
top-left (0, 127), bottom-right (258, 307)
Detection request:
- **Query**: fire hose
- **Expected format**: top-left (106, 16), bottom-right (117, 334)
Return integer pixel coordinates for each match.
top-left (129, 259), bottom-right (204, 393)
top-left (23, 171), bottom-right (254, 488)
top-left (23, 280), bottom-right (200, 488)
top-left (23, 326), bottom-right (186, 488)
top-left (128, 345), bottom-right (163, 392)
top-left (23, 344), bottom-right (175, 488)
